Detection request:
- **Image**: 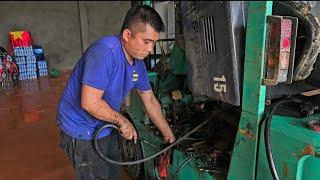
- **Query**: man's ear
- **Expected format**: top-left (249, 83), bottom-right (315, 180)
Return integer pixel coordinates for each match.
top-left (122, 29), bottom-right (131, 42)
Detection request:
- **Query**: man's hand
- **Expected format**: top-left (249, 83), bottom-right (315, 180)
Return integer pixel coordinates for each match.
top-left (163, 128), bottom-right (176, 144)
top-left (138, 90), bottom-right (176, 144)
top-left (118, 114), bottom-right (138, 143)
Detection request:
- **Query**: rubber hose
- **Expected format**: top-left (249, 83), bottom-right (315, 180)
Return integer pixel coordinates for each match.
top-left (263, 98), bottom-right (303, 180)
top-left (94, 116), bottom-right (212, 166)
top-left (171, 154), bottom-right (207, 179)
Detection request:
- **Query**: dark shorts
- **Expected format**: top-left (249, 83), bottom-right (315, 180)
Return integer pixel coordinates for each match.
top-left (59, 130), bottom-right (121, 180)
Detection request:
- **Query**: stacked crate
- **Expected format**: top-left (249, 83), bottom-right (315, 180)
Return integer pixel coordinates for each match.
top-left (14, 46), bottom-right (37, 80)
top-left (9, 31), bottom-right (37, 80)
top-left (34, 46), bottom-right (48, 76)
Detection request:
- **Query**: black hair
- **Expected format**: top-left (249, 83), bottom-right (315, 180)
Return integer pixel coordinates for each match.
top-left (120, 5), bottom-right (165, 34)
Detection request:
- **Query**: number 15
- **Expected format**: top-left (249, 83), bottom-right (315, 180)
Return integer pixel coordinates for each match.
top-left (214, 75), bottom-right (227, 93)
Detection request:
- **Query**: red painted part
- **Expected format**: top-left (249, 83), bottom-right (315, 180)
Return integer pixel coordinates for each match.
top-left (307, 120), bottom-right (320, 132)
top-left (156, 151), bottom-right (170, 180)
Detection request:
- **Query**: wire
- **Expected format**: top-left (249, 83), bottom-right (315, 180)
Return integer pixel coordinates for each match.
top-left (94, 116), bottom-right (212, 166)
top-left (262, 97), bottom-right (303, 180)
top-left (171, 153), bottom-right (207, 179)
top-left (137, 137), bottom-right (161, 149)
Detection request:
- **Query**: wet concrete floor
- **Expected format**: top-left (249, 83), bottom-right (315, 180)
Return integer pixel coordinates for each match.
top-left (0, 71), bottom-right (132, 180)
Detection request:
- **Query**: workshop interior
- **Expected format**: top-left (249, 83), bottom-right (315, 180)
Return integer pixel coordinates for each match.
top-left (106, 1), bottom-right (320, 180)
top-left (1, 1), bottom-right (320, 180)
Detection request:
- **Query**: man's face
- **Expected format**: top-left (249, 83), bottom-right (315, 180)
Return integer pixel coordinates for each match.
top-left (122, 23), bottom-right (159, 60)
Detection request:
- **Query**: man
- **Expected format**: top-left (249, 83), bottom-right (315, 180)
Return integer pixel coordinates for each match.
top-left (57, 5), bottom-right (176, 180)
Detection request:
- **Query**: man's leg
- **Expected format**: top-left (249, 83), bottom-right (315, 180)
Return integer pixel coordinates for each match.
top-left (105, 130), bottom-right (121, 180)
top-left (59, 130), bottom-right (121, 180)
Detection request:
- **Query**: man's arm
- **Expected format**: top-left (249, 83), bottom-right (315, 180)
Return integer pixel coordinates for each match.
top-left (81, 84), bottom-right (137, 142)
top-left (138, 89), bottom-right (176, 143)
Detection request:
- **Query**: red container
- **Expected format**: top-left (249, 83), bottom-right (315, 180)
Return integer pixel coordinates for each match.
top-left (8, 31), bottom-right (33, 54)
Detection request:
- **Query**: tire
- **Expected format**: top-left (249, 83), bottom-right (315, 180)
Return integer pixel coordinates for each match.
top-left (118, 113), bottom-right (145, 179)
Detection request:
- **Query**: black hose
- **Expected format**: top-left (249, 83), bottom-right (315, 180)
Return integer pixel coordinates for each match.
top-left (94, 116), bottom-right (212, 166)
top-left (263, 98), bottom-right (303, 180)
top-left (171, 153), bottom-right (207, 179)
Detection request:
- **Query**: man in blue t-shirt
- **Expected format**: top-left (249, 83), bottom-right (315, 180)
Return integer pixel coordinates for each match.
top-left (57, 5), bottom-right (176, 180)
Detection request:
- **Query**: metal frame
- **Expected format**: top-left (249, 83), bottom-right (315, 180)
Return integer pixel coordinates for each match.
top-left (228, 1), bottom-right (273, 179)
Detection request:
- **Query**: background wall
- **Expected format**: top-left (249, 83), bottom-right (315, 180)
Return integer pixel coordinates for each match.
top-left (0, 1), bottom-right (131, 70)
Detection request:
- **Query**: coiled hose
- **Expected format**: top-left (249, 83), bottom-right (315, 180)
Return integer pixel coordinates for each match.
top-left (263, 97), bottom-right (303, 180)
top-left (94, 116), bottom-right (212, 166)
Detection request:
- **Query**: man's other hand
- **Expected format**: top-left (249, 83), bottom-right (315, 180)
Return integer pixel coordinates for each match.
top-left (163, 130), bottom-right (176, 144)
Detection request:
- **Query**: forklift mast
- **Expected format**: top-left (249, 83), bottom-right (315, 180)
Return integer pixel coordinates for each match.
top-left (228, 2), bottom-right (272, 179)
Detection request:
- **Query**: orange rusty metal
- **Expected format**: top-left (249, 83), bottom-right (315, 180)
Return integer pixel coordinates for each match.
top-left (301, 145), bottom-right (316, 156)
top-left (238, 128), bottom-right (255, 140)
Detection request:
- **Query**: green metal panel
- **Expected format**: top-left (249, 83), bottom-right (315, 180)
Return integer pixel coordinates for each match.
top-left (169, 150), bottom-right (215, 180)
top-left (147, 72), bottom-right (158, 86)
top-left (126, 89), bottom-right (163, 179)
top-left (168, 41), bottom-right (188, 75)
top-left (126, 90), bottom-right (216, 179)
top-left (256, 114), bottom-right (320, 179)
top-left (143, 1), bottom-right (152, 6)
top-left (228, 1), bottom-right (273, 179)
top-left (297, 155), bottom-right (320, 180)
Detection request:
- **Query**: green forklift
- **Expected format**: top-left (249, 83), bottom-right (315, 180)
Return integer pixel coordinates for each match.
top-left (96, 1), bottom-right (320, 179)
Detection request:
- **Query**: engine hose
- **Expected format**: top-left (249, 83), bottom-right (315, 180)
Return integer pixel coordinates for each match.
top-left (263, 98), bottom-right (303, 180)
top-left (171, 154), bottom-right (207, 179)
top-left (94, 116), bottom-right (212, 166)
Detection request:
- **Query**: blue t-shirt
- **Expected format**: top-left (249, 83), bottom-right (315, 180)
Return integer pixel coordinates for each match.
top-left (57, 35), bottom-right (151, 140)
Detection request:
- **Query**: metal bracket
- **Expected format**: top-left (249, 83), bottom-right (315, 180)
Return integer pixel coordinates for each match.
top-left (263, 15), bottom-right (298, 86)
